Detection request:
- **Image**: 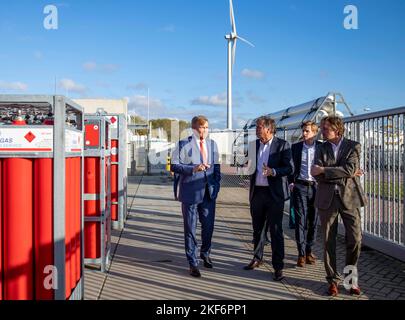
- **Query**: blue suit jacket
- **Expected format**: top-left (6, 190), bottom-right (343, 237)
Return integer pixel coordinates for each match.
top-left (171, 136), bottom-right (221, 205)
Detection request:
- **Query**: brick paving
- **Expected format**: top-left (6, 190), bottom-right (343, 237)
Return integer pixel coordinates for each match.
top-left (84, 174), bottom-right (405, 300)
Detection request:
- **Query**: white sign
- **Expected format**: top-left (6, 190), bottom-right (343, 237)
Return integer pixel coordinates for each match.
top-left (65, 130), bottom-right (83, 153)
top-left (0, 128), bottom-right (53, 152)
top-left (107, 116), bottom-right (118, 129)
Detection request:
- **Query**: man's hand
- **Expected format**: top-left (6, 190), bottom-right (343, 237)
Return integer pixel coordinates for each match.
top-left (289, 183), bottom-right (294, 192)
top-left (354, 169), bottom-right (364, 177)
top-left (263, 165), bottom-right (276, 177)
top-left (193, 164), bottom-right (211, 173)
top-left (311, 165), bottom-right (325, 177)
top-left (193, 164), bottom-right (206, 173)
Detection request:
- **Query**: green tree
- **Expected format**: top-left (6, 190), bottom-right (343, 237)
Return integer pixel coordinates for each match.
top-left (128, 116), bottom-right (191, 140)
top-left (150, 118), bottom-right (190, 141)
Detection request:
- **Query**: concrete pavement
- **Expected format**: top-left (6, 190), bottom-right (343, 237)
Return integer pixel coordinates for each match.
top-left (84, 174), bottom-right (405, 300)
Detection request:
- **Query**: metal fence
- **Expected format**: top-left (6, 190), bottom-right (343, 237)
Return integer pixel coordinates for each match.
top-left (344, 106), bottom-right (405, 261)
top-left (218, 106), bottom-right (405, 262)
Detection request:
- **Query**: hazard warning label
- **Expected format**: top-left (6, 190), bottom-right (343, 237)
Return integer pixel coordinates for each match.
top-left (0, 128), bottom-right (53, 152)
top-left (65, 129), bottom-right (83, 153)
top-left (107, 116), bottom-right (118, 129)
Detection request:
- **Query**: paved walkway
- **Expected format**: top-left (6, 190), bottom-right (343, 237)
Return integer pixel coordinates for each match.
top-left (85, 174), bottom-right (405, 300)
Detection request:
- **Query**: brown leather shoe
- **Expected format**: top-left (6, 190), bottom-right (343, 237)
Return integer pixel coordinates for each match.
top-left (297, 256), bottom-right (306, 267)
top-left (243, 259), bottom-right (262, 270)
top-left (328, 283), bottom-right (339, 297)
top-left (350, 286), bottom-right (361, 295)
top-left (306, 253), bottom-right (316, 265)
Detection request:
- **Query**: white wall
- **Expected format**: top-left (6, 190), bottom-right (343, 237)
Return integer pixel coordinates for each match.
top-left (74, 98), bottom-right (128, 115)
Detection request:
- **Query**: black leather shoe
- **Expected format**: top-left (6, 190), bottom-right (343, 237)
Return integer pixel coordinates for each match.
top-left (273, 269), bottom-right (285, 281)
top-left (200, 255), bottom-right (213, 269)
top-left (243, 259), bottom-right (262, 270)
top-left (189, 266), bottom-right (201, 278)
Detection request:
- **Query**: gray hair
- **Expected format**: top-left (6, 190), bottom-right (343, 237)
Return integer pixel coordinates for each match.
top-left (256, 116), bottom-right (276, 134)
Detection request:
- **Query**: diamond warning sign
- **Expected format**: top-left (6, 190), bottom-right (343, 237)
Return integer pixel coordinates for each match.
top-left (107, 116), bottom-right (118, 129)
top-left (24, 131), bottom-right (36, 143)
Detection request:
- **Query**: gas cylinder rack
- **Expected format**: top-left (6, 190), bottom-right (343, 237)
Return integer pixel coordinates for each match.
top-left (105, 114), bottom-right (128, 231)
top-left (0, 95), bottom-right (84, 301)
top-left (83, 114), bottom-right (112, 272)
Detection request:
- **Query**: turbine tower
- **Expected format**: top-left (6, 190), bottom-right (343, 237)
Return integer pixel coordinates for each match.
top-left (225, 0), bottom-right (254, 130)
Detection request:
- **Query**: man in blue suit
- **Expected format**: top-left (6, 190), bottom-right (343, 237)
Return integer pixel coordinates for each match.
top-left (171, 116), bottom-right (221, 277)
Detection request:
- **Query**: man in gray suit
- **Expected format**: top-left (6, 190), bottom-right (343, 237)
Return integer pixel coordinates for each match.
top-left (311, 116), bottom-right (366, 297)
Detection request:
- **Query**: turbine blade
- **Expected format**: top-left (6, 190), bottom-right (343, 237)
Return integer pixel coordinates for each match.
top-left (230, 0), bottom-right (237, 34)
top-left (236, 35), bottom-right (255, 47)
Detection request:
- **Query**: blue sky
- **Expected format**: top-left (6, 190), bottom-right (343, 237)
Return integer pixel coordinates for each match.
top-left (0, 0), bottom-right (404, 129)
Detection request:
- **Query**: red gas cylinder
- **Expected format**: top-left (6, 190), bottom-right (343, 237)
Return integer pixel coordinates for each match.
top-left (43, 114), bottom-right (54, 125)
top-left (3, 117), bottom-right (34, 300)
top-left (65, 158), bottom-right (72, 299)
top-left (84, 157), bottom-right (101, 259)
top-left (12, 116), bottom-right (27, 126)
top-left (73, 157), bottom-right (81, 284)
top-left (69, 158), bottom-right (77, 293)
top-left (34, 158), bottom-right (54, 300)
top-left (111, 140), bottom-right (119, 221)
top-left (43, 119), bottom-right (54, 125)
top-left (3, 158), bottom-right (34, 300)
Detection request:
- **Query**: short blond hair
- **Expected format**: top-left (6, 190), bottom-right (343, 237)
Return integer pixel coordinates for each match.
top-left (301, 120), bottom-right (318, 133)
top-left (192, 115), bottom-right (209, 128)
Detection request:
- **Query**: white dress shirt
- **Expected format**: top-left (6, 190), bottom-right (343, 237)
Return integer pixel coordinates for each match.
top-left (330, 138), bottom-right (343, 161)
top-left (298, 142), bottom-right (316, 182)
top-left (255, 138), bottom-right (274, 186)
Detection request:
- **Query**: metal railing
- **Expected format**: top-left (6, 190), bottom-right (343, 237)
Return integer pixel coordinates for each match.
top-left (343, 107), bottom-right (405, 261)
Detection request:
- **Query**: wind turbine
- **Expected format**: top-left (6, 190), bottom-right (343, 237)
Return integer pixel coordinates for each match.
top-left (225, 0), bottom-right (254, 130)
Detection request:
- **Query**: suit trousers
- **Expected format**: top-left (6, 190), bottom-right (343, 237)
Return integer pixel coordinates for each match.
top-left (318, 191), bottom-right (362, 285)
top-left (250, 187), bottom-right (285, 271)
top-left (292, 183), bottom-right (318, 257)
top-left (181, 186), bottom-right (216, 267)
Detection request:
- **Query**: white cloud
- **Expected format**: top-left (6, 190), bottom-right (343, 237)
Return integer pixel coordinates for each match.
top-left (0, 81), bottom-right (28, 91)
top-left (83, 61), bottom-right (119, 73)
top-left (191, 92), bottom-right (227, 107)
top-left (241, 68), bottom-right (265, 80)
top-left (58, 78), bottom-right (86, 94)
top-left (129, 95), bottom-right (163, 109)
